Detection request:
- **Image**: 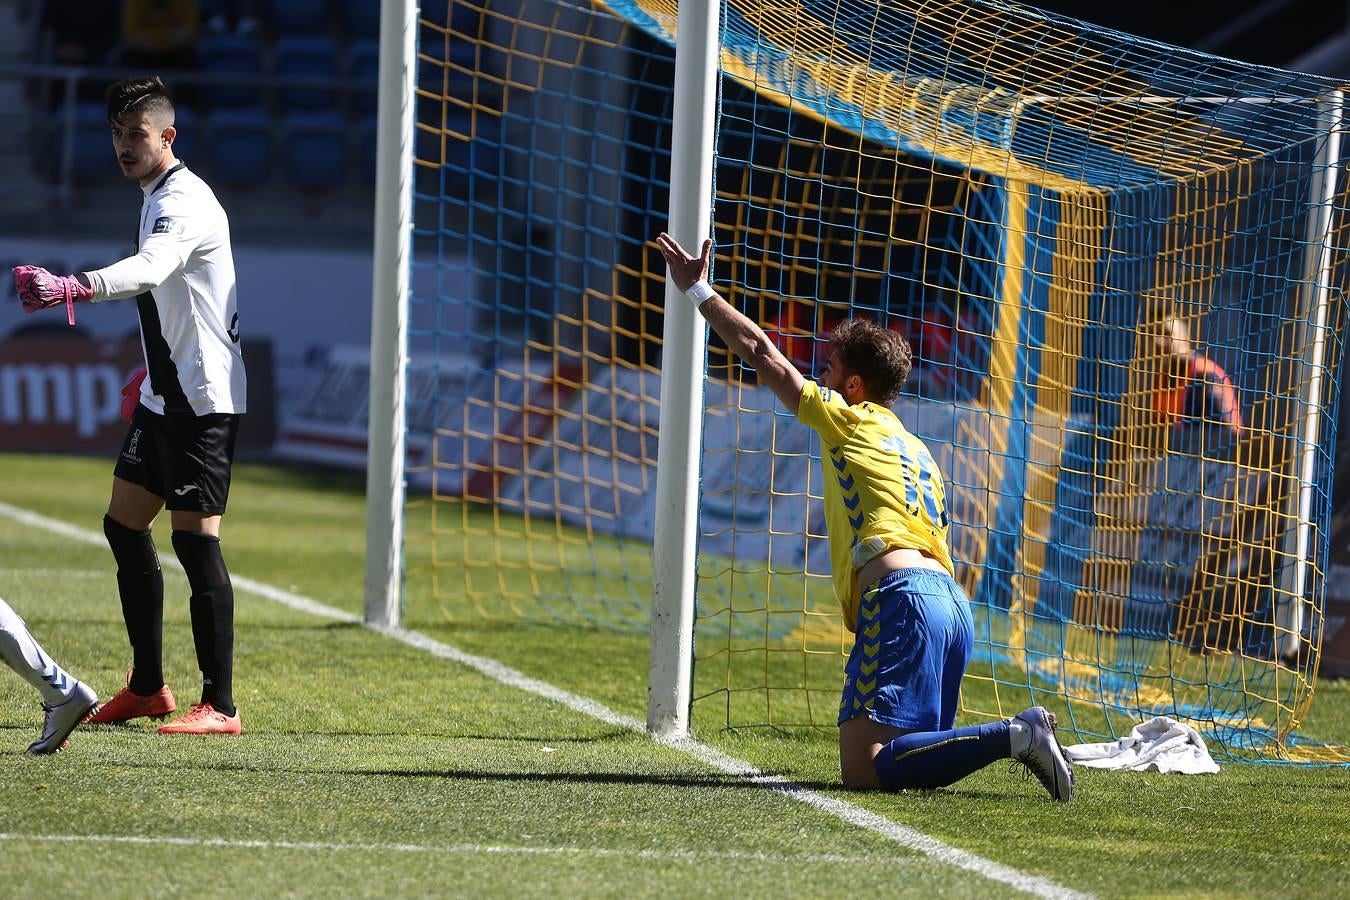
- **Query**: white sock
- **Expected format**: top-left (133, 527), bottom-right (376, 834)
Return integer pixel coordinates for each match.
top-left (1008, 717), bottom-right (1031, 757)
top-left (0, 597), bottom-right (77, 705)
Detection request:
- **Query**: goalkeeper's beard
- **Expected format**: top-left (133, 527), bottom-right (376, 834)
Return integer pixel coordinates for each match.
top-left (120, 146), bottom-right (171, 184)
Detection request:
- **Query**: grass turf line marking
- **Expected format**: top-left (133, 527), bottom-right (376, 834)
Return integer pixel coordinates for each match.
top-left (0, 568), bottom-right (105, 578)
top-left (0, 833), bottom-right (884, 864)
top-left (0, 500), bottom-right (1091, 900)
top-left (0, 501), bottom-right (360, 625)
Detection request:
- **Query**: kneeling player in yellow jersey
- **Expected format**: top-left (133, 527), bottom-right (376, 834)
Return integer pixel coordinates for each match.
top-left (656, 232), bottom-right (1074, 801)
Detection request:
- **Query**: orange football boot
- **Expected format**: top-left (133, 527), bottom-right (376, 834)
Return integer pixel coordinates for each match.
top-left (86, 675), bottom-right (176, 724)
top-left (156, 703), bottom-right (242, 735)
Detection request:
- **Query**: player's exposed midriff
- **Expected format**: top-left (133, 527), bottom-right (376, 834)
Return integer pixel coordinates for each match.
top-left (853, 546), bottom-right (948, 597)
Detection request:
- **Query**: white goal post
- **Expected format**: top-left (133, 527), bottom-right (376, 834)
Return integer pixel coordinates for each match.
top-left (365, 0), bottom-right (416, 629)
top-left (646, 0), bottom-right (720, 739)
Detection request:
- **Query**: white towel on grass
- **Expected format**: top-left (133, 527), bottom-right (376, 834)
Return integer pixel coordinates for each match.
top-left (1064, 716), bottom-right (1220, 774)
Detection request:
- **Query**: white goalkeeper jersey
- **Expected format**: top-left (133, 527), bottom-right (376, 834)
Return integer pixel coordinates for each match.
top-left (85, 162), bottom-right (247, 416)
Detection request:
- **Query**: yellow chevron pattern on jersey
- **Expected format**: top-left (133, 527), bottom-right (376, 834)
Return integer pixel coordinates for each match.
top-left (796, 380), bottom-right (953, 629)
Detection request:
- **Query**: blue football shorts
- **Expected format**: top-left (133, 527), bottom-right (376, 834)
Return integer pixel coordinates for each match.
top-left (838, 567), bottom-right (974, 731)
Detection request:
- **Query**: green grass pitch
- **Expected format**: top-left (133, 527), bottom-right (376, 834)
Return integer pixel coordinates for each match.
top-left (0, 453), bottom-right (1347, 898)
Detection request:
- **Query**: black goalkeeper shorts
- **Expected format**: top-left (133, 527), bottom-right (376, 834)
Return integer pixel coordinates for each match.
top-left (114, 406), bottom-right (241, 514)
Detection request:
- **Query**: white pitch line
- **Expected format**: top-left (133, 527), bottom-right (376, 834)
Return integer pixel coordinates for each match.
top-left (0, 833), bottom-right (881, 865)
top-left (0, 501), bottom-right (361, 625)
top-left (0, 500), bottom-right (1091, 900)
top-left (0, 568), bottom-right (105, 579)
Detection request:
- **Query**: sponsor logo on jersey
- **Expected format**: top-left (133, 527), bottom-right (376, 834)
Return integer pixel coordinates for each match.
top-left (152, 217), bottom-right (175, 234)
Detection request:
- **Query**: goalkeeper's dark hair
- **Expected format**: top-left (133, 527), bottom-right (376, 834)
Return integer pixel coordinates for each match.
top-left (106, 76), bottom-right (175, 125)
top-left (828, 318), bottom-right (912, 408)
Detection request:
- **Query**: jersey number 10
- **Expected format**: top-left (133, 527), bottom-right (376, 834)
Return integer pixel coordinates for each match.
top-left (881, 435), bottom-right (949, 528)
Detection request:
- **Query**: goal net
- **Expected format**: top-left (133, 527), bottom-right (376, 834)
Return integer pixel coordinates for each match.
top-left (409, 0), bottom-right (1350, 761)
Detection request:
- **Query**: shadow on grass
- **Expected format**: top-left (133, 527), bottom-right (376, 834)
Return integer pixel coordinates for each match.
top-left (73, 723), bottom-right (643, 743)
top-left (5, 733), bottom-right (1047, 802)
top-left (345, 769), bottom-right (1026, 801)
top-left (342, 768), bottom-right (840, 789)
top-left (42, 746), bottom-right (839, 791)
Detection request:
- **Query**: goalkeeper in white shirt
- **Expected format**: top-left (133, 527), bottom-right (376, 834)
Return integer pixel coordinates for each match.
top-left (12, 75), bottom-right (247, 736)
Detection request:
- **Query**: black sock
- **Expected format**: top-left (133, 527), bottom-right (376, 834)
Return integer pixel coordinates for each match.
top-left (171, 531), bottom-right (236, 717)
top-left (103, 515), bottom-right (164, 695)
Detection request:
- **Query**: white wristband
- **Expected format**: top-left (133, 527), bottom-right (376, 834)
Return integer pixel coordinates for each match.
top-left (686, 280), bottom-right (716, 305)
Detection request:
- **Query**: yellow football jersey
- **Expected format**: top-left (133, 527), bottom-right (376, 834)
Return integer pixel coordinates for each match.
top-left (796, 380), bottom-right (954, 630)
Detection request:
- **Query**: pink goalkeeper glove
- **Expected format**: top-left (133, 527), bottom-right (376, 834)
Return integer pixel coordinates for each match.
top-left (12, 265), bottom-right (93, 325)
top-left (120, 366), bottom-right (148, 422)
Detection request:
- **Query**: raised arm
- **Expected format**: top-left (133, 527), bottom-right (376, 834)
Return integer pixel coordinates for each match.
top-left (655, 232), bottom-right (806, 413)
top-left (82, 239), bottom-right (190, 301)
top-left (11, 238), bottom-right (185, 322)
top-left (12, 203), bottom-right (196, 316)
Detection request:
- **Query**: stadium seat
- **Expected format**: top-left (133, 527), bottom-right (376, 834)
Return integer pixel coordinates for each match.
top-left (265, 0), bottom-right (329, 36)
top-left (204, 108), bottom-right (273, 186)
top-left (342, 0), bottom-right (380, 38)
top-left (357, 113), bottom-right (378, 181)
top-left (348, 38), bottom-right (380, 115)
top-left (198, 33), bottom-right (264, 109)
top-left (67, 102), bottom-right (113, 182)
top-left (170, 107), bottom-right (196, 168)
top-left (283, 110), bottom-right (348, 190)
top-left (274, 35), bottom-right (341, 111)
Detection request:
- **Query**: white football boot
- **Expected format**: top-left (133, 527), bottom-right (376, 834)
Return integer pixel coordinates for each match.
top-left (28, 681), bottom-right (99, 755)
